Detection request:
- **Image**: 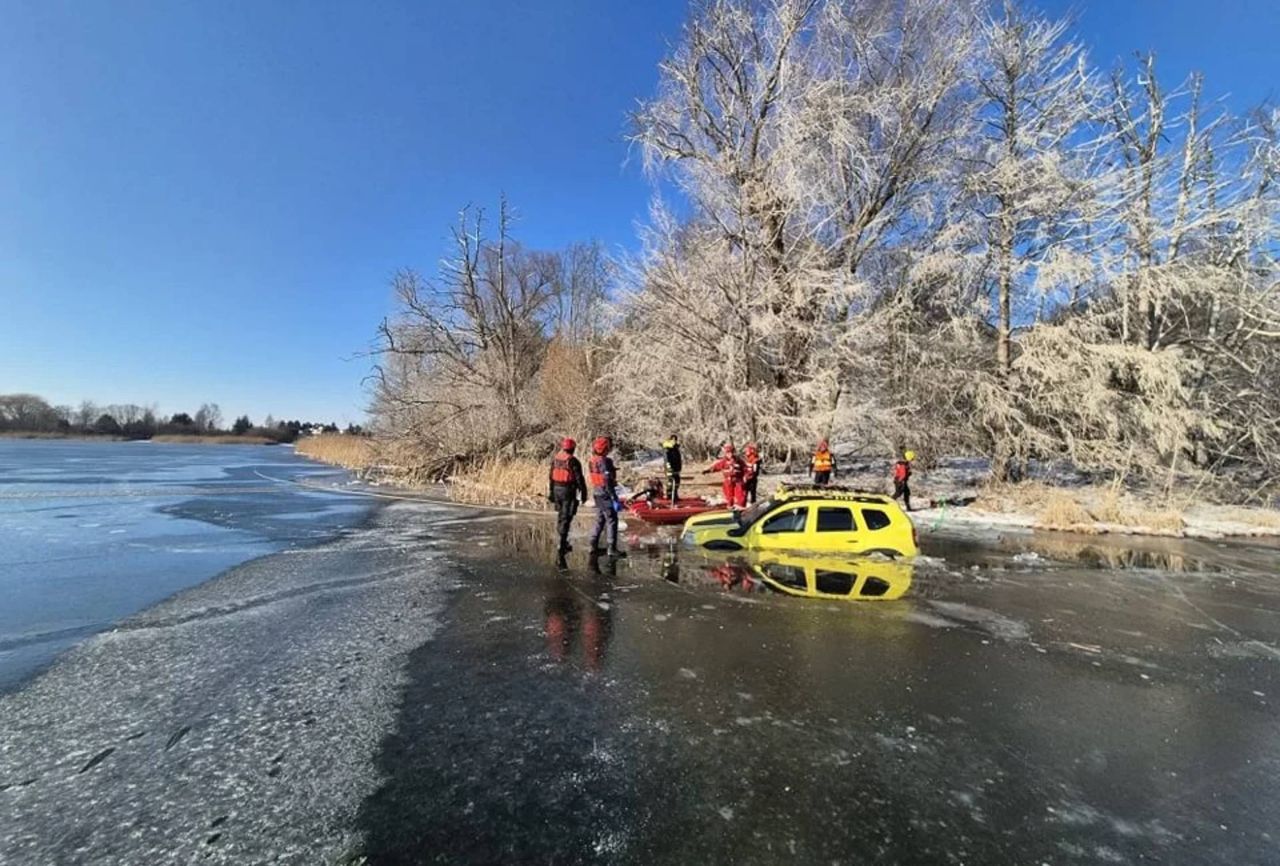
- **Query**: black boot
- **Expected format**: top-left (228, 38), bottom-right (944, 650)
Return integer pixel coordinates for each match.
top-left (607, 546), bottom-right (627, 558)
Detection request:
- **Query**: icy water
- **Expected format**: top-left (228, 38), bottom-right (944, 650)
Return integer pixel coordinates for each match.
top-left (360, 517), bottom-right (1280, 865)
top-left (2, 453), bottom-right (1280, 864)
top-left (0, 439), bottom-right (372, 690)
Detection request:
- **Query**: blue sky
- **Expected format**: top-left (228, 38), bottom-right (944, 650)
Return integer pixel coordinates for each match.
top-left (2, 0), bottom-right (1276, 424)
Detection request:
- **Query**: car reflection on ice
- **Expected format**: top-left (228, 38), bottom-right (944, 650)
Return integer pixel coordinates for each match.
top-left (750, 552), bottom-right (913, 600)
top-left (666, 549), bottom-right (914, 602)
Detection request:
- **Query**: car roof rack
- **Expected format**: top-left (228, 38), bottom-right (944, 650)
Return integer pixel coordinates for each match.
top-left (774, 484), bottom-right (892, 504)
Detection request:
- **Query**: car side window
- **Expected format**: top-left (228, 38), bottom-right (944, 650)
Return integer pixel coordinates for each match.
top-left (761, 564), bottom-right (807, 589)
top-left (815, 569), bottom-right (855, 595)
top-left (761, 507), bottom-right (808, 534)
top-left (816, 507), bottom-right (856, 532)
top-left (861, 577), bottom-right (892, 597)
top-left (861, 508), bottom-right (891, 531)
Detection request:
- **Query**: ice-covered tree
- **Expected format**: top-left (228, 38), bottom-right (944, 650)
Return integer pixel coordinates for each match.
top-left (619, 0), bottom-right (982, 452)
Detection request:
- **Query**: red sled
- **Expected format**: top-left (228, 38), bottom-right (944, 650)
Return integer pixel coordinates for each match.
top-left (627, 497), bottom-right (719, 526)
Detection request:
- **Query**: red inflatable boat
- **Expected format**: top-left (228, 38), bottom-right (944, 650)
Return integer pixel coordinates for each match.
top-left (627, 497), bottom-right (720, 526)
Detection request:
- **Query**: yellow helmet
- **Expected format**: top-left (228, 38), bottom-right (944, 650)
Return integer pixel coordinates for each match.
top-left (904, 450), bottom-right (916, 461)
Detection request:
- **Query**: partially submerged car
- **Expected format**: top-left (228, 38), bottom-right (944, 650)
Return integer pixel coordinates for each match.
top-left (680, 486), bottom-right (918, 557)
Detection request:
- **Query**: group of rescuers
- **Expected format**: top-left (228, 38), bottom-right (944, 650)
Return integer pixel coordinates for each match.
top-left (548, 435), bottom-right (916, 558)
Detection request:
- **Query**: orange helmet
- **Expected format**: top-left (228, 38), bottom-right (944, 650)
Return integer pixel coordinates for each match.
top-left (745, 443), bottom-right (759, 457)
top-left (561, 437), bottom-right (576, 452)
top-left (592, 436), bottom-right (612, 455)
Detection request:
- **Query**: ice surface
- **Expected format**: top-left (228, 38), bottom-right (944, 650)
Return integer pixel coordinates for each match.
top-left (0, 503), bottom-right (448, 865)
top-left (0, 440), bottom-right (374, 690)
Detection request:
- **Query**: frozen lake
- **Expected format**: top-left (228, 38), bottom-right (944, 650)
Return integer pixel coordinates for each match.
top-left (2, 443), bottom-right (1279, 863)
top-left (0, 439), bottom-right (373, 690)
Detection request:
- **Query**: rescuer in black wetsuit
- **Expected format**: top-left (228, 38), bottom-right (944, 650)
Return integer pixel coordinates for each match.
top-left (663, 435), bottom-right (683, 502)
top-left (547, 438), bottom-right (587, 557)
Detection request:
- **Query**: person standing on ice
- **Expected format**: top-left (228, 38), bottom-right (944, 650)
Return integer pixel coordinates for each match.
top-left (892, 450), bottom-right (915, 512)
top-left (702, 443), bottom-right (747, 509)
top-left (810, 440), bottom-right (836, 485)
top-left (547, 438), bottom-right (587, 557)
top-left (743, 443), bottom-right (763, 505)
top-left (587, 436), bottom-right (626, 557)
top-left (662, 434), bottom-right (683, 502)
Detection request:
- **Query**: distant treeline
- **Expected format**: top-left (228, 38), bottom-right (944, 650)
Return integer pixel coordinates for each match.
top-left (0, 393), bottom-right (362, 443)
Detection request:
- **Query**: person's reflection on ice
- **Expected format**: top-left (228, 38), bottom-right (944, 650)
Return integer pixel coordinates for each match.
top-left (582, 553), bottom-right (615, 672)
top-left (709, 561), bottom-right (760, 593)
top-left (661, 548), bottom-right (680, 584)
top-left (542, 568), bottom-right (614, 673)
top-left (543, 579), bottom-right (577, 664)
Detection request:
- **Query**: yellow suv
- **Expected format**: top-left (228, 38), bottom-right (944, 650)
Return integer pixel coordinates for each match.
top-left (680, 486), bottom-right (918, 557)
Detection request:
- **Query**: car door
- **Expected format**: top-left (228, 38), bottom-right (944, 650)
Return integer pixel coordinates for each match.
top-left (855, 505), bottom-right (911, 556)
top-left (812, 505), bottom-right (860, 552)
top-left (751, 504), bottom-right (812, 551)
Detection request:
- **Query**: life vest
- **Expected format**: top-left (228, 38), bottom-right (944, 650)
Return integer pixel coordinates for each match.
top-left (812, 450), bottom-right (834, 472)
top-left (716, 456), bottom-right (745, 482)
top-left (550, 450), bottom-right (574, 485)
top-left (588, 455), bottom-right (610, 491)
top-left (893, 460), bottom-right (910, 482)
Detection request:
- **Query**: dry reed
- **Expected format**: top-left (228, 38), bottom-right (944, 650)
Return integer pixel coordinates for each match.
top-left (1088, 487), bottom-right (1185, 533)
top-left (446, 457), bottom-right (550, 509)
top-left (973, 480), bottom-right (1057, 514)
top-left (1205, 506), bottom-right (1280, 531)
top-left (976, 479), bottom-right (1187, 534)
top-left (1036, 491), bottom-right (1095, 530)
top-left (294, 434), bottom-right (376, 470)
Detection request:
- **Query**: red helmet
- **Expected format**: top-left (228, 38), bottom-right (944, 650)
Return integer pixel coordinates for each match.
top-left (560, 437), bottom-right (576, 452)
top-left (745, 443), bottom-right (758, 456)
top-left (592, 436), bottom-right (612, 455)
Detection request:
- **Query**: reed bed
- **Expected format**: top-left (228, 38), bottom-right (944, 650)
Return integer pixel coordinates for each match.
top-left (445, 458), bottom-right (550, 510)
top-left (976, 480), bottom-right (1187, 535)
top-left (294, 434), bottom-right (377, 470)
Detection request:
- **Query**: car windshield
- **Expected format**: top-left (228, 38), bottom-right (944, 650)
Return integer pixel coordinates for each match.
top-left (736, 498), bottom-right (777, 528)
